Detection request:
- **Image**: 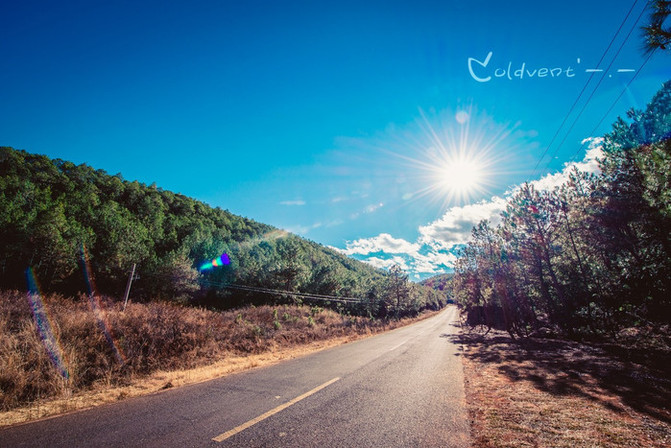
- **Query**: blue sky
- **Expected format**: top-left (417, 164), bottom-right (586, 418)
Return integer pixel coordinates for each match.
top-left (2, 0), bottom-right (668, 279)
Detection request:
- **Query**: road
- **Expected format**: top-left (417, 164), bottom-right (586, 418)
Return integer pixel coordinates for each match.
top-left (1, 306), bottom-right (470, 447)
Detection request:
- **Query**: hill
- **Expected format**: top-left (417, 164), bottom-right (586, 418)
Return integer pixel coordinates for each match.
top-left (420, 272), bottom-right (454, 290)
top-left (0, 147), bottom-right (443, 316)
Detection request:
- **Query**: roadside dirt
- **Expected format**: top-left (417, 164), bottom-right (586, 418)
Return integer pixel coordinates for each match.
top-left (453, 329), bottom-right (671, 447)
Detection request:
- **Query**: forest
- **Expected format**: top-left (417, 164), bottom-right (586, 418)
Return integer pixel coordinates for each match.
top-left (453, 80), bottom-right (671, 340)
top-left (0, 146), bottom-right (445, 318)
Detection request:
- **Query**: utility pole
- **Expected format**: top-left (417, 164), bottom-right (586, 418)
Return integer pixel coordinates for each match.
top-left (122, 263), bottom-right (136, 311)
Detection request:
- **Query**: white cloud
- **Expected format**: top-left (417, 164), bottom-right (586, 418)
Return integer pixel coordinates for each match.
top-left (338, 199), bottom-right (502, 277)
top-left (284, 221), bottom-right (321, 235)
top-left (530, 171), bottom-right (568, 192)
top-left (341, 233), bottom-right (420, 256)
top-left (348, 247), bottom-right (459, 276)
top-left (325, 219), bottom-right (345, 228)
top-left (421, 251), bottom-right (458, 268)
top-left (418, 197), bottom-right (508, 249)
top-left (575, 137), bottom-right (604, 174)
top-left (350, 202), bottom-right (385, 219)
top-left (364, 202), bottom-right (384, 213)
top-left (362, 256), bottom-right (409, 270)
top-left (531, 137), bottom-right (603, 192)
top-left (333, 138), bottom-right (604, 279)
top-left (411, 254), bottom-right (440, 274)
top-left (284, 225), bottom-right (310, 235)
top-left (280, 200), bottom-right (306, 206)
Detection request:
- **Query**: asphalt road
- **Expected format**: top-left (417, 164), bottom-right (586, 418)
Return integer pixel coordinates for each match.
top-left (1, 306), bottom-right (470, 447)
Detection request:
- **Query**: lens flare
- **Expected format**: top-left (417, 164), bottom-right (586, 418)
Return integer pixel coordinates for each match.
top-left (25, 268), bottom-right (70, 380)
top-left (455, 110), bottom-right (470, 124)
top-left (80, 244), bottom-right (125, 365)
top-left (200, 252), bottom-right (231, 271)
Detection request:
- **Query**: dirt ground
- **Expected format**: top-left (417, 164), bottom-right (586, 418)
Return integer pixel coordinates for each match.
top-left (452, 328), bottom-right (671, 447)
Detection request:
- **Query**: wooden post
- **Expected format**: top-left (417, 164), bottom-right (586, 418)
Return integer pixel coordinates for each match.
top-left (122, 263), bottom-right (136, 311)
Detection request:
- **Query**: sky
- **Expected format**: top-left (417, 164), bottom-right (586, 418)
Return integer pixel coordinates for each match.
top-left (1, 0), bottom-right (669, 279)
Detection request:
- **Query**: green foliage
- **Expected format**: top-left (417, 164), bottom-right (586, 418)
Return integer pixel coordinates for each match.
top-left (642, 1), bottom-right (671, 54)
top-left (454, 81), bottom-right (671, 339)
top-left (144, 252), bottom-right (200, 303)
top-left (378, 264), bottom-right (412, 318)
top-left (420, 273), bottom-right (454, 306)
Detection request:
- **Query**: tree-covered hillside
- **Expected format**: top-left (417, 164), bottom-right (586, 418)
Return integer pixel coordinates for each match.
top-left (0, 149), bottom-right (444, 316)
top-left (420, 273), bottom-right (454, 303)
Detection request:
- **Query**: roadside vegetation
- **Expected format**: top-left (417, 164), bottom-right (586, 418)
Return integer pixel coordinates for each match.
top-left (453, 80), bottom-right (671, 341)
top-left (0, 289), bottom-right (433, 423)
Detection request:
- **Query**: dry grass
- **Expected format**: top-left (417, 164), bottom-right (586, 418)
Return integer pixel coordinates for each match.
top-left (455, 329), bottom-right (671, 447)
top-left (0, 290), bottom-right (432, 427)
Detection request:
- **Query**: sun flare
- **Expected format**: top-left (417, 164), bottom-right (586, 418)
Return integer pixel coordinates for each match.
top-left (437, 156), bottom-right (484, 196)
top-left (352, 105), bottom-right (517, 211)
top-left (373, 106), bottom-right (518, 208)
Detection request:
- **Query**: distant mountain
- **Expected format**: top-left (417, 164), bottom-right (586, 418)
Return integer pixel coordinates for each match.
top-left (420, 273), bottom-right (454, 303)
top-left (420, 273), bottom-right (453, 290)
top-left (0, 147), bottom-right (442, 316)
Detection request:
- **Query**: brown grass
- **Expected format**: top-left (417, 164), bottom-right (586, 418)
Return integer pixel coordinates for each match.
top-left (454, 329), bottom-right (671, 447)
top-left (0, 290), bottom-right (432, 426)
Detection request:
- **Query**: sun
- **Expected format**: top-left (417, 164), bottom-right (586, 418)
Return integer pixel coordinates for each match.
top-left (347, 105), bottom-right (516, 211)
top-left (438, 156), bottom-right (483, 193)
top-left (373, 106), bottom-right (516, 208)
top-left (430, 151), bottom-right (488, 204)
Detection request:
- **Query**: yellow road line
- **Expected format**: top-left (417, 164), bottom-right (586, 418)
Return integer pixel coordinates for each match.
top-left (212, 377), bottom-right (341, 443)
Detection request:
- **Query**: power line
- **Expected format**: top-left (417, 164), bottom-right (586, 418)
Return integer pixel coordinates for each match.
top-left (538, 0), bottom-right (649, 176)
top-left (534, 0), bottom-right (645, 177)
top-left (532, 0), bottom-right (641, 175)
top-left (200, 279), bottom-right (365, 304)
top-left (567, 50), bottom-right (655, 163)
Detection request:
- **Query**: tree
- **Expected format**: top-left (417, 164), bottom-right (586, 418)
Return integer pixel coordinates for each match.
top-left (381, 265), bottom-right (411, 318)
top-left (273, 238), bottom-right (308, 292)
top-left (643, 1), bottom-right (671, 54)
top-left (144, 252), bottom-right (200, 303)
top-left (452, 81), bottom-right (671, 338)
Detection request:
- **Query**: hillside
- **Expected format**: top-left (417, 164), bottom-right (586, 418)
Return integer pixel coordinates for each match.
top-left (420, 273), bottom-right (454, 290)
top-left (0, 147), bottom-right (444, 316)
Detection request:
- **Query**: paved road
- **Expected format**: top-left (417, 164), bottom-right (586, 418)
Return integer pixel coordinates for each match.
top-left (1, 306), bottom-right (470, 447)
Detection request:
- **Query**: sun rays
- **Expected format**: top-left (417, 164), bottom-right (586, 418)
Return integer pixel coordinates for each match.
top-left (377, 105), bottom-right (518, 211)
